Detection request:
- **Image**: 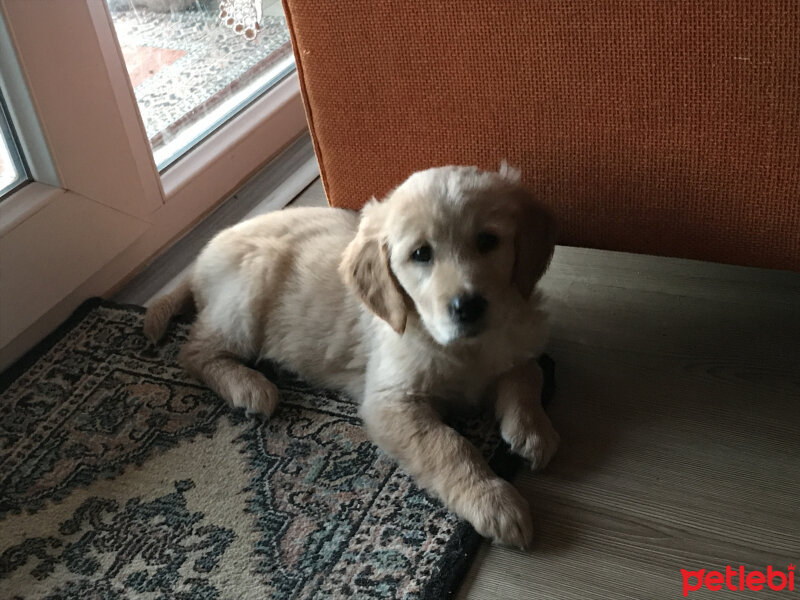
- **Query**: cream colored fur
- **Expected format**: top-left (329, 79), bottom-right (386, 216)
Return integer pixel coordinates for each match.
top-left (144, 165), bottom-right (559, 547)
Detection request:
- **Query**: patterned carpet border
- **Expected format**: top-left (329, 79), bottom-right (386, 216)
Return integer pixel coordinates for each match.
top-left (0, 299), bottom-right (137, 394)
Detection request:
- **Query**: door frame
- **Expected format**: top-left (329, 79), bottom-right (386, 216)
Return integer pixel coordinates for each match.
top-left (0, 0), bottom-right (312, 368)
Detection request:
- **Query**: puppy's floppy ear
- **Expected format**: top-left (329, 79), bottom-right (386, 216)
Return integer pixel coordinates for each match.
top-left (512, 189), bottom-right (558, 298)
top-left (340, 201), bottom-right (408, 334)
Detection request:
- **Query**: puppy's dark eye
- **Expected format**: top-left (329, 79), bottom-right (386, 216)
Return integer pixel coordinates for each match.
top-left (476, 231), bottom-right (499, 254)
top-left (410, 244), bottom-right (433, 263)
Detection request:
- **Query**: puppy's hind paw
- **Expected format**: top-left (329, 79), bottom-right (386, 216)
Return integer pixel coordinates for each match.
top-left (228, 372), bottom-right (279, 417)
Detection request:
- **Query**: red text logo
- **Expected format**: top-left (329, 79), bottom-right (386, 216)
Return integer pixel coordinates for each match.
top-left (681, 565), bottom-right (795, 596)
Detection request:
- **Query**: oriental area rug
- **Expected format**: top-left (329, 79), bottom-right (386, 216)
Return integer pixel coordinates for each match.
top-left (0, 299), bottom-right (552, 599)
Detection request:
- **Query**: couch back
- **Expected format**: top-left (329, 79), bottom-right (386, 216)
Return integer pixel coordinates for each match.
top-left (283, 0), bottom-right (800, 270)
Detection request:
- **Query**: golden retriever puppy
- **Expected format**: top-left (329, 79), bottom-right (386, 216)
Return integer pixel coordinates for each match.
top-left (144, 165), bottom-right (559, 547)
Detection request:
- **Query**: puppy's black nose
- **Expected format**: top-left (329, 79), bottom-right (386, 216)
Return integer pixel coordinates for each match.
top-left (448, 293), bottom-right (487, 325)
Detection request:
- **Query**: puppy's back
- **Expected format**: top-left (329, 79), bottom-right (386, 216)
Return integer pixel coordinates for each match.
top-left (192, 207), bottom-right (369, 394)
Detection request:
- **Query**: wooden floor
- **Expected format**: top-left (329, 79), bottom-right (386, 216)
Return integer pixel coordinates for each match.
top-left (117, 177), bottom-right (800, 600)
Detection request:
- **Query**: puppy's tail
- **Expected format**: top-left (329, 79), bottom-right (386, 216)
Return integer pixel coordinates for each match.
top-left (143, 278), bottom-right (194, 344)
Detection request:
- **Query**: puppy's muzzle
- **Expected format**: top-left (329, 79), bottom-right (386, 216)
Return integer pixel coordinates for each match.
top-left (448, 293), bottom-right (488, 335)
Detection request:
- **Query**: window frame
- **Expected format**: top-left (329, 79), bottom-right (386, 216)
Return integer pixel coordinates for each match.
top-left (0, 0), bottom-right (311, 368)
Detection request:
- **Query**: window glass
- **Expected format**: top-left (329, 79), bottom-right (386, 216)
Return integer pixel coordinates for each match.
top-left (0, 91), bottom-right (28, 199)
top-left (108, 0), bottom-right (294, 169)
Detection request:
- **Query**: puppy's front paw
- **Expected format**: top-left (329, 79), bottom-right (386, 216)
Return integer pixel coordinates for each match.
top-left (502, 417), bottom-right (560, 470)
top-left (228, 372), bottom-right (279, 417)
top-left (468, 479), bottom-right (533, 549)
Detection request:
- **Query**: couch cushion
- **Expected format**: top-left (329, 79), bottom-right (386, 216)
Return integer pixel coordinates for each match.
top-left (284, 0), bottom-right (800, 270)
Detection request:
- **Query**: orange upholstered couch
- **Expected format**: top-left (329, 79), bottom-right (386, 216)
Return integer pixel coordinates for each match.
top-left (282, 1), bottom-right (800, 271)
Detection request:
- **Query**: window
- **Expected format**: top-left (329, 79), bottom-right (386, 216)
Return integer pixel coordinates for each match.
top-left (0, 1), bottom-right (312, 368)
top-left (108, 0), bottom-right (295, 169)
top-left (0, 89), bottom-right (26, 198)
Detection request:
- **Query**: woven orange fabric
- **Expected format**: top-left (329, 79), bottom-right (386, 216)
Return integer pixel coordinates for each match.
top-left (283, 0), bottom-right (800, 270)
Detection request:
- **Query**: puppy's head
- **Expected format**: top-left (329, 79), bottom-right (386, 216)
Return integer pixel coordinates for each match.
top-left (340, 165), bottom-right (556, 344)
